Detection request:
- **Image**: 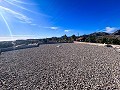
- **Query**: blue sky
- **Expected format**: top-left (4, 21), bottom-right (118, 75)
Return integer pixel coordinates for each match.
top-left (0, 0), bottom-right (120, 41)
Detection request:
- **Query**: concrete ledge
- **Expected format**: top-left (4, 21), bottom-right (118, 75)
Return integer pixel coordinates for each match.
top-left (74, 41), bottom-right (120, 49)
top-left (0, 44), bottom-right (39, 53)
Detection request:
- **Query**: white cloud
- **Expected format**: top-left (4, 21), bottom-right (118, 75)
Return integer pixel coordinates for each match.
top-left (0, 35), bottom-right (37, 41)
top-left (50, 27), bottom-right (58, 30)
top-left (12, 0), bottom-right (36, 5)
top-left (45, 27), bottom-right (59, 30)
top-left (0, 6), bottom-right (33, 24)
top-left (30, 24), bottom-right (37, 26)
top-left (64, 30), bottom-right (71, 32)
top-left (105, 27), bottom-right (118, 33)
top-left (12, 35), bottom-right (35, 37)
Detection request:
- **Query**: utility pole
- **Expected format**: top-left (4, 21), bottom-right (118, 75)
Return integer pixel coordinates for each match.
top-left (78, 33), bottom-right (79, 37)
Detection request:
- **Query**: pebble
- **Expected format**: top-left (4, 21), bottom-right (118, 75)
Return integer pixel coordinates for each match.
top-left (0, 43), bottom-right (119, 90)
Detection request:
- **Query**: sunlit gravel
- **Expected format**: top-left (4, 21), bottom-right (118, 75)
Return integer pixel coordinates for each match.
top-left (0, 43), bottom-right (120, 90)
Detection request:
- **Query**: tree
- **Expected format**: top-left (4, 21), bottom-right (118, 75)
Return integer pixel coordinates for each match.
top-left (86, 36), bottom-right (96, 43)
top-left (61, 34), bottom-right (68, 42)
top-left (101, 38), bottom-right (108, 44)
top-left (71, 35), bottom-right (77, 41)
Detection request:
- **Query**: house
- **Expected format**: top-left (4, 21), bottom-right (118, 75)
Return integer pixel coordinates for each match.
top-left (76, 37), bottom-right (86, 42)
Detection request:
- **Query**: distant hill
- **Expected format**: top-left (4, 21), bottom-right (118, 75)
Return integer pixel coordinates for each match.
top-left (79, 30), bottom-right (120, 45)
top-left (90, 32), bottom-right (110, 36)
top-left (112, 30), bottom-right (120, 35)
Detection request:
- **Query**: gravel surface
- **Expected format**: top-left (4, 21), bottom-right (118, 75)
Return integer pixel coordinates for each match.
top-left (0, 43), bottom-right (120, 90)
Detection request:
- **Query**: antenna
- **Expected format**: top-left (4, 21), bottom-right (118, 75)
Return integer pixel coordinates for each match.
top-left (78, 33), bottom-right (79, 37)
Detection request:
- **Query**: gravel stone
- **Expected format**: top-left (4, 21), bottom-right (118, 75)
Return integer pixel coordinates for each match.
top-left (0, 43), bottom-right (120, 90)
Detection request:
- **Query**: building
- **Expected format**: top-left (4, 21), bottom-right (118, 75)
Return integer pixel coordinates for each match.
top-left (76, 37), bottom-right (86, 42)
